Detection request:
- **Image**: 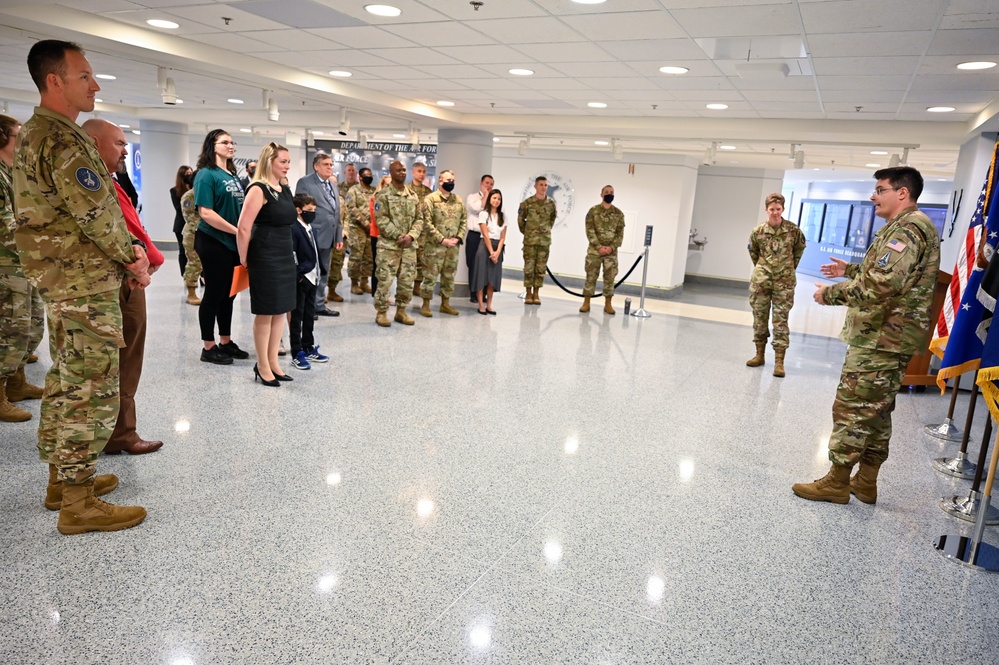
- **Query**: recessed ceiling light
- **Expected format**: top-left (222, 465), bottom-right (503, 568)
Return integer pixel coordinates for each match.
top-left (437, 100), bottom-right (455, 107)
top-left (865, 163), bottom-right (881, 168)
top-left (240, 128), bottom-right (252, 133)
top-left (175, 99), bottom-right (183, 104)
top-left (587, 102), bottom-right (607, 108)
top-left (312, 131), bottom-right (324, 136)
top-left (131, 130), bottom-right (140, 135)
top-left (95, 74), bottom-right (116, 81)
top-left (365, 4), bottom-right (401, 17)
top-left (329, 70), bottom-right (352, 77)
top-left (659, 66), bottom-right (689, 75)
top-left (594, 140), bottom-right (609, 146)
top-left (927, 106), bottom-right (955, 113)
top-left (572, 0), bottom-right (608, 4)
top-left (813, 168), bottom-right (820, 171)
top-left (719, 145), bottom-right (736, 150)
top-left (146, 19), bottom-right (179, 29)
top-left (509, 68), bottom-right (534, 76)
top-left (706, 103), bottom-right (728, 110)
top-left (392, 133), bottom-right (406, 138)
top-left (493, 137), bottom-right (500, 142)
top-left (227, 98), bottom-right (244, 104)
top-left (118, 124), bottom-right (130, 129)
top-left (870, 150), bottom-right (888, 155)
top-left (957, 61), bottom-right (996, 71)
top-left (94, 98), bottom-right (102, 103)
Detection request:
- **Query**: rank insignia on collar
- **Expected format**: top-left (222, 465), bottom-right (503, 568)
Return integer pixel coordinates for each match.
top-left (76, 167), bottom-right (101, 191)
top-left (877, 251), bottom-right (891, 268)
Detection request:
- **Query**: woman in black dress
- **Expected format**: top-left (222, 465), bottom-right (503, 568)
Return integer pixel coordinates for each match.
top-left (236, 142), bottom-right (297, 387)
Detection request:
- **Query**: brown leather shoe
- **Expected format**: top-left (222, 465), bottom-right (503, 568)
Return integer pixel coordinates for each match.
top-left (104, 439), bottom-right (164, 455)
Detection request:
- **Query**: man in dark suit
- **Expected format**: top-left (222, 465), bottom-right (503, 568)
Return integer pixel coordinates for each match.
top-left (294, 151), bottom-right (343, 317)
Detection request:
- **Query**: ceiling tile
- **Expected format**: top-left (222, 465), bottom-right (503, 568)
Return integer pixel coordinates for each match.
top-left (740, 90), bottom-right (820, 102)
top-left (411, 64), bottom-right (497, 79)
top-left (807, 31), bottom-right (934, 58)
top-left (572, 77), bottom-right (661, 92)
top-left (314, 0), bottom-right (448, 23)
top-left (307, 26), bottom-right (416, 49)
top-left (799, 0), bottom-right (947, 34)
top-left (927, 29), bottom-right (999, 56)
top-left (812, 56), bottom-right (922, 77)
top-left (561, 10), bottom-right (686, 41)
top-left (909, 73), bottom-right (999, 91)
top-left (238, 29), bottom-right (340, 51)
top-left (819, 75), bottom-right (912, 90)
top-left (462, 17), bottom-right (587, 44)
top-left (425, 0), bottom-right (547, 20)
top-left (750, 101), bottom-right (823, 112)
top-left (549, 61), bottom-right (639, 78)
top-left (381, 21), bottom-right (494, 47)
top-left (598, 38), bottom-right (706, 61)
top-left (820, 90), bottom-right (905, 103)
top-left (669, 4), bottom-right (800, 37)
top-left (434, 44), bottom-right (534, 65)
top-left (513, 42), bottom-right (616, 63)
top-left (941, 0), bottom-right (999, 30)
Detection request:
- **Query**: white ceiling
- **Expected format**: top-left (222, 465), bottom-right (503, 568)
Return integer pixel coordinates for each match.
top-left (0, 0), bottom-right (997, 176)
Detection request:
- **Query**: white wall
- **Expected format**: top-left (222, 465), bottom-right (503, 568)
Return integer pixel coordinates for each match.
top-left (685, 166), bottom-right (785, 282)
top-left (490, 148), bottom-right (700, 290)
top-left (938, 133), bottom-right (998, 273)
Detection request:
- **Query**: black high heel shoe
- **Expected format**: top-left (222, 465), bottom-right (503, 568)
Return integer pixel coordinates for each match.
top-left (253, 364), bottom-right (280, 387)
top-left (273, 372), bottom-right (293, 382)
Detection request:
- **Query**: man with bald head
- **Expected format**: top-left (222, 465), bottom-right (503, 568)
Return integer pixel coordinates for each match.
top-left (83, 118), bottom-right (164, 457)
top-left (372, 160), bottom-right (422, 327)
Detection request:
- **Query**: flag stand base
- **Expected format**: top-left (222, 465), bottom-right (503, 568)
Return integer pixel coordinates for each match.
top-left (933, 452), bottom-right (977, 479)
top-left (940, 490), bottom-right (999, 524)
top-left (935, 535), bottom-right (999, 572)
top-left (925, 418), bottom-right (962, 442)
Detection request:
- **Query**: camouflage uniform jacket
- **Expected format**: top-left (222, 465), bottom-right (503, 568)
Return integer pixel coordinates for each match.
top-left (824, 206), bottom-right (940, 355)
top-left (409, 181), bottom-right (432, 202)
top-left (373, 185), bottom-right (422, 251)
top-left (345, 182), bottom-right (376, 230)
top-left (0, 160), bottom-right (20, 267)
top-left (748, 219), bottom-right (805, 280)
top-left (180, 188), bottom-right (200, 230)
top-left (337, 179), bottom-right (357, 200)
top-left (585, 203), bottom-right (625, 251)
top-left (518, 196), bottom-right (557, 247)
top-left (13, 106), bottom-right (136, 301)
top-left (420, 191), bottom-right (467, 247)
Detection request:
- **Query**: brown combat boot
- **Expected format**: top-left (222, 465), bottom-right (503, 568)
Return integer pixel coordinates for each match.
top-left (350, 278), bottom-right (363, 295)
top-left (773, 349), bottom-right (786, 378)
top-left (6, 367), bottom-right (43, 401)
top-left (27, 353), bottom-right (38, 364)
top-left (525, 288), bottom-right (534, 304)
top-left (792, 464), bottom-right (852, 504)
top-left (746, 343), bottom-right (766, 367)
top-left (361, 277), bottom-right (372, 293)
top-left (376, 311), bottom-right (391, 327)
top-left (604, 296), bottom-right (615, 315)
top-left (395, 306), bottom-right (415, 325)
top-left (327, 289), bottom-right (344, 303)
top-left (185, 285), bottom-right (201, 305)
top-left (579, 296), bottom-right (591, 313)
top-left (45, 464), bottom-right (119, 511)
top-left (420, 297), bottom-right (433, 317)
top-left (0, 378), bottom-right (31, 422)
top-left (534, 288), bottom-right (542, 305)
top-left (439, 297), bottom-right (459, 316)
top-left (412, 283), bottom-right (421, 298)
top-left (850, 460), bottom-right (881, 504)
top-left (57, 478), bottom-right (146, 535)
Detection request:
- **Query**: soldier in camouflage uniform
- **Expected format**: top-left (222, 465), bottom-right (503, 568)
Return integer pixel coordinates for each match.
top-left (14, 40), bottom-right (149, 534)
top-left (179, 186), bottom-right (202, 305)
top-left (373, 161), bottom-right (422, 327)
top-left (518, 176), bottom-right (557, 304)
top-left (579, 185), bottom-right (625, 316)
top-left (345, 168), bottom-right (376, 295)
top-left (746, 193), bottom-right (806, 377)
top-left (793, 167), bottom-right (939, 505)
top-left (418, 169), bottom-right (466, 317)
top-left (0, 114), bottom-right (45, 423)
top-left (408, 162), bottom-right (433, 297)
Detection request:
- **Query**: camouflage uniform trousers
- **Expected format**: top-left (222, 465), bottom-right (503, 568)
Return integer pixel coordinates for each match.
top-left (748, 277), bottom-right (795, 349)
top-left (0, 270), bottom-right (45, 378)
top-left (374, 246), bottom-right (417, 313)
top-left (181, 222), bottom-right (202, 289)
top-left (38, 290), bottom-right (123, 484)
top-left (347, 224), bottom-right (373, 281)
top-left (523, 244), bottom-right (550, 289)
top-left (583, 249), bottom-right (619, 297)
top-left (828, 346), bottom-right (910, 468)
top-left (420, 242), bottom-right (461, 300)
top-left (328, 235), bottom-right (349, 293)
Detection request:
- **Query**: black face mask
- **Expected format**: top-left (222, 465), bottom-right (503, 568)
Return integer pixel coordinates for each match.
top-left (603, 194), bottom-right (614, 204)
top-left (301, 211), bottom-right (317, 224)
top-left (441, 181), bottom-right (455, 192)
top-left (361, 175), bottom-right (374, 186)
top-left (183, 173), bottom-right (194, 187)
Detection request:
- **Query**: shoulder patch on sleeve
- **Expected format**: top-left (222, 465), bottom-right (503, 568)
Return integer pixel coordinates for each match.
top-left (76, 167), bottom-right (102, 191)
top-left (374, 202), bottom-right (381, 212)
top-left (877, 251), bottom-right (891, 268)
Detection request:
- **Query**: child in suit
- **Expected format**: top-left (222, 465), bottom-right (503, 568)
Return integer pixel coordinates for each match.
top-left (290, 194), bottom-right (329, 370)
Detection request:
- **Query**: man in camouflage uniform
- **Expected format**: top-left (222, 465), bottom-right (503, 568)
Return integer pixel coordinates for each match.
top-left (746, 192), bottom-right (806, 377)
top-left (418, 169), bottom-right (466, 317)
top-left (0, 113), bottom-right (45, 423)
top-left (793, 167), bottom-right (939, 505)
top-left (14, 40), bottom-right (150, 534)
top-left (373, 161), bottom-right (422, 327)
top-left (518, 176), bottom-right (557, 304)
top-left (408, 162), bottom-right (432, 297)
top-left (345, 167), bottom-right (375, 295)
top-left (579, 185), bottom-right (625, 316)
top-left (179, 186), bottom-right (202, 305)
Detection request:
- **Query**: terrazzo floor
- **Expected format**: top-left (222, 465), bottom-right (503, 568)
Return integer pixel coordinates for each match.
top-left (2, 258), bottom-right (998, 664)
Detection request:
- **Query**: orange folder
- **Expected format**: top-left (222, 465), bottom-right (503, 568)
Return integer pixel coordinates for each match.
top-left (230, 265), bottom-right (249, 297)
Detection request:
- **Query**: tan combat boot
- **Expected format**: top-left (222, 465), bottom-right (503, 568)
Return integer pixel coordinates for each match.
top-left (361, 277), bottom-right (372, 293)
top-left (746, 343), bottom-right (766, 367)
top-left (6, 367), bottom-right (43, 401)
top-left (395, 306), bottom-right (415, 325)
top-left (376, 311), bottom-right (391, 327)
top-left (791, 464), bottom-right (852, 504)
top-left (579, 296), bottom-right (590, 313)
top-left (0, 378), bottom-right (31, 422)
top-left (420, 297), bottom-right (433, 318)
top-left (534, 288), bottom-right (542, 305)
top-left (186, 285), bottom-right (201, 305)
top-left (57, 478), bottom-right (146, 535)
top-left (525, 288), bottom-right (533, 305)
top-left (440, 297), bottom-right (459, 316)
top-left (27, 353), bottom-right (38, 363)
top-left (604, 296), bottom-right (616, 315)
top-left (412, 283), bottom-right (421, 298)
top-left (773, 349), bottom-right (786, 378)
top-left (850, 460), bottom-right (882, 504)
top-left (350, 277), bottom-right (363, 295)
top-left (327, 289), bottom-right (344, 303)
top-left (45, 464), bottom-right (119, 511)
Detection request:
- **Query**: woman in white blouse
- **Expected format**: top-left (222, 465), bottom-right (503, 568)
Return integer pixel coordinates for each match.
top-left (471, 189), bottom-right (507, 314)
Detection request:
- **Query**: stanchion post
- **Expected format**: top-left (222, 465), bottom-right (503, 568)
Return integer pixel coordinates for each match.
top-left (631, 225), bottom-right (653, 319)
top-left (933, 376), bottom-right (979, 479)
top-left (940, 417), bottom-right (999, 524)
top-left (925, 375), bottom-right (963, 441)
